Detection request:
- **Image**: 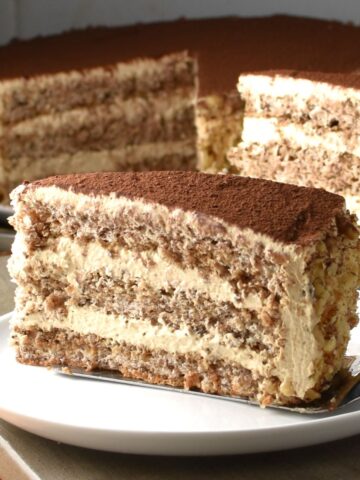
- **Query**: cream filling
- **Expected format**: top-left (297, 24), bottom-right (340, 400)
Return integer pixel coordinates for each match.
top-left (241, 117), bottom-right (360, 156)
top-left (5, 140), bottom-right (196, 183)
top-left (10, 185), bottom-right (331, 398)
top-left (14, 306), bottom-right (273, 375)
top-left (238, 74), bottom-right (360, 104)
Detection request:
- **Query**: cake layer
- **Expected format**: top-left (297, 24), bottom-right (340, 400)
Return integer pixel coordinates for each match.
top-left (18, 171), bottom-right (348, 245)
top-left (229, 138), bottom-right (360, 198)
top-left (1, 92), bottom-right (195, 161)
top-left (0, 53), bottom-right (195, 124)
top-left (238, 73), bottom-right (360, 135)
top-left (14, 327), bottom-right (264, 401)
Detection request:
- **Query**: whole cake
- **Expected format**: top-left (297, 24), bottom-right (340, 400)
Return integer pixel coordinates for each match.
top-left (0, 16), bottom-right (360, 204)
top-left (8, 172), bottom-right (360, 406)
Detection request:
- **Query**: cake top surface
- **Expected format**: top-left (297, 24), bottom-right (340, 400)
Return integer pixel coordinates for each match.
top-left (1, 16), bottom-right (359, 95)
top-left (28, 172), bottom-right (347, 245)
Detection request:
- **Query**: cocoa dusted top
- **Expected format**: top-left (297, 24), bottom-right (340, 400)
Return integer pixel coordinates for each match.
top-left (28, 171), bottom-right (347, 245)
top-left (1, 16), bottom-right (360, 95)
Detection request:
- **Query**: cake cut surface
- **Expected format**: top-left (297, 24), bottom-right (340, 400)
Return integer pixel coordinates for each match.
top-left (8, 172), bottom-right (360, 406)
top-left (230, 70), bottom-right (360, 213)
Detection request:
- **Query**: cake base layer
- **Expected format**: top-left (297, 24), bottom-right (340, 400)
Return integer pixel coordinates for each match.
top-left (14, 326), bottom-right (287, 405)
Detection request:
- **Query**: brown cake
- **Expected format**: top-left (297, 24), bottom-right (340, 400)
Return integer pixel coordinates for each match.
top-left (1, 16), bottom-right (360, 204)
top-left (8, 171), bottom-right (360, 406)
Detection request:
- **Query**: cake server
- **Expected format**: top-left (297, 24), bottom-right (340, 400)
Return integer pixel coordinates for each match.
top-left (55, 355), bottom-right (360, 415)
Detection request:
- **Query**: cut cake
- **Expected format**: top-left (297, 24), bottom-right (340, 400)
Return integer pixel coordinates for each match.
top-left (8, 171), bottom-right (360, 406)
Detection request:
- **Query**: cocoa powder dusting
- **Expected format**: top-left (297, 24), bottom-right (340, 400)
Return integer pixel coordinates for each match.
top-left (28, 171), bottom-right (346, 245)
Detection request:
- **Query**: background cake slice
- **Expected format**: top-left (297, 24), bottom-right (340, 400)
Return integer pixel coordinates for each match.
top-left (1, 16), bottom-right (360, 203)
top-left (8, 172), bottom-right (360, 406)
top-left (229, 72), bottom-right (360, 213)
top-left (0, 45), bottom-right (197, 203)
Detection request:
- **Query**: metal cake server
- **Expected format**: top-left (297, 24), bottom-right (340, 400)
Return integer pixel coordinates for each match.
top-left (55, 356), bottom-right (360, 415)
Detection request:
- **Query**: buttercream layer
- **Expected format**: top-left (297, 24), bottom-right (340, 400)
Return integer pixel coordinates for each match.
top-left (1, 93), bottom-right (195, 161)
top-left (241, 117), bottom-right (360, 156)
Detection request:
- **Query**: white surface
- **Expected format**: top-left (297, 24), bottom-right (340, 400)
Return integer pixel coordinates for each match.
top-left (0, 312), bottom-right (359, 455)
top-left (0, 0), bottom-right (359, 45)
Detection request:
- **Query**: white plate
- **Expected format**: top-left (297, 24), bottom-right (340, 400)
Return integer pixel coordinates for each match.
top-left (0, 313), bottom-right (359, 455)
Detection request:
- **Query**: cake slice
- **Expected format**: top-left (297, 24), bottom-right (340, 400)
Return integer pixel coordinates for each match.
top-left (8, 172), bottom-right (360, 406)
top-left (229, 72), bottom-right (360, 212)
top-left (0, 46), bottom-right (197, 204)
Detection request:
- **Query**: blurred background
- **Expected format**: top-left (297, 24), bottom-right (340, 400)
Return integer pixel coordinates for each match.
top-left (1, 0), bottom-right (359, 45)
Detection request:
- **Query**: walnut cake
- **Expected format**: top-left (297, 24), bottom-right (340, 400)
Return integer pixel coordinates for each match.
top-left (8, 171), bottom-right (360, 406)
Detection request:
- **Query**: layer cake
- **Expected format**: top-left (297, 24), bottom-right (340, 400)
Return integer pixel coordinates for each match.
top-left (8, 171), bottom-right (360, 406)
top-left (1, 16), bottom-right (360, 203)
